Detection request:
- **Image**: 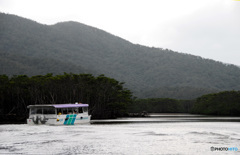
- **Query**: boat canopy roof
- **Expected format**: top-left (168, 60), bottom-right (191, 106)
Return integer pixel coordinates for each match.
top-left (27, 104), bottom-right (89, 109)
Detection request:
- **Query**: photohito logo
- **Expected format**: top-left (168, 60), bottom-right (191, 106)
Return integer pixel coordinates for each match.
top-left (211, 146), bottom-right (238, 151)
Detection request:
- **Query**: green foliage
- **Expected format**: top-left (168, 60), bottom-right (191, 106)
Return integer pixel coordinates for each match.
top-left (0, 73), bottom-right (133, 121)
top-left (1, 13), bottom-right (240, 99)
top-left (128, 98), bottom-right (194, 113)
top-left (192, 91), bottom-right (240, 116)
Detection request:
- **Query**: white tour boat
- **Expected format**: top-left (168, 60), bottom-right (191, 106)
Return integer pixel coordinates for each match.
top-left (27, 103), bottom-right (91, 125)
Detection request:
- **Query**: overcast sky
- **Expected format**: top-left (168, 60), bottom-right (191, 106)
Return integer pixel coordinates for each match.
top-left (1, 0), bottom-right (240, 66)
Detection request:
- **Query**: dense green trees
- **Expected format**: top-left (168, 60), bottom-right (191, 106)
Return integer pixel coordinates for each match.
top-left (0, 73), bottom-right (133, 122)
top-left (128, 98), bottom-right (194, 113)
top-left (192, 91), bottom-right (240, 116)
top-left (128, 91), bottom-right (240, 116)
top-left (1, 72), bottom-right (239, 124)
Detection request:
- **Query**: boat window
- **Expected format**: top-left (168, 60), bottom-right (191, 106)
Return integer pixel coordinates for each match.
top-left (57, 109), bottom-right (62, 115)
top-left (30, 108), bottom-right (42, 114)
top-left (73, 108), bottom-right (78, 114)
top-left (30, 108), bottom-right (36, 114)
top-left (83, 107), bottom-right (88, 113)
top-left (68, 109), bottom-right (73, 114)
top-left (62, 109), bottom-right (68, 114)
top-left (36, 108), bottom-right (42, 114)
top-left (43, 108), bottom-right (56, 114)
top-left (79, 107), bottom-right (83, 113)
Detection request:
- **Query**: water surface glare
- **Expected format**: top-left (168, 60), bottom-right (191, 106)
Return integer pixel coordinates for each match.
top-left (0, 117), bottom-right (240, 154)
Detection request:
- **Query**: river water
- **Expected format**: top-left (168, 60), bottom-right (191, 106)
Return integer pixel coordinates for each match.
top-left (0, 114), bottom-right (240, 155)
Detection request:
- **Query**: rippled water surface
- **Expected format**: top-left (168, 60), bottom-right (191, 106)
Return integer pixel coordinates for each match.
top-left (0, 116), bottom-right (240, 154)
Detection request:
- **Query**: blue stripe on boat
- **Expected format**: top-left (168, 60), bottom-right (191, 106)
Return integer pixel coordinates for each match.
top-left (64, 115), bottom-right (70, 125)
top-left (71, 114), bottom-right (77, 125)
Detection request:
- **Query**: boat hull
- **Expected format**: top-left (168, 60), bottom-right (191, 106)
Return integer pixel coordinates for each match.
top-left (27, 114), bottom-right (91, 125)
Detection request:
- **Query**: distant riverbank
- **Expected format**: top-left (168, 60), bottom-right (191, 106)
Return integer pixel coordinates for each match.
top-left (91, 113), bottom-right (240, 124)
top-left (2, 113), bottom-right (240, 125)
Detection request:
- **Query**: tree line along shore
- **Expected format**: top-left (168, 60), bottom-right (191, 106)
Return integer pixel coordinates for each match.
top-left (0, 73), bottom-right (240, 124)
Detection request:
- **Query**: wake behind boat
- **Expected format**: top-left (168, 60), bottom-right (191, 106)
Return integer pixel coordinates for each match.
top-left (27, 103), bottom-right (91, 125)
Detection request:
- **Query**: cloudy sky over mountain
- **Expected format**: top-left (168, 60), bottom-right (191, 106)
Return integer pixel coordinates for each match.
top-left (1, 0), bottom-right (240, 65)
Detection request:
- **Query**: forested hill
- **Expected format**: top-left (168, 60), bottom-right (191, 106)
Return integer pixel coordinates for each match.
top-left (1, 13), bottom-right (240, 99)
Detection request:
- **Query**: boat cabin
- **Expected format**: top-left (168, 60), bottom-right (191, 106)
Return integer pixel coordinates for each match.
top-left (27, 103), bottom-right (91, 125)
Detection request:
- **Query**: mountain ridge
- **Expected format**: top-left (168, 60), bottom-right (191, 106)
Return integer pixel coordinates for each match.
top-left (1, 12), bottom-right (240, 99)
